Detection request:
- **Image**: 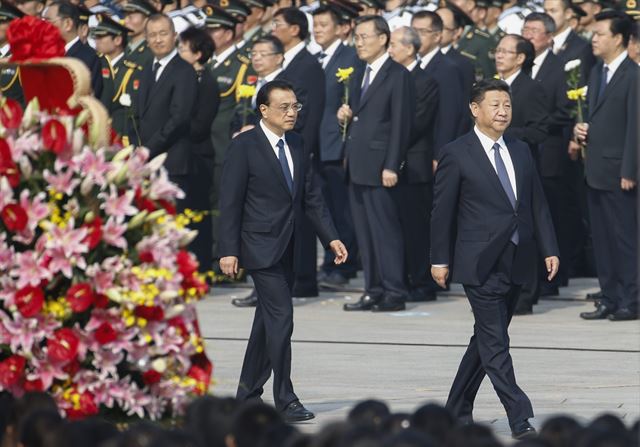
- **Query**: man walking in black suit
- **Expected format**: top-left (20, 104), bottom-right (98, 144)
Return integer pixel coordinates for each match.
top-left (312, 4), bottom-right (362, 288)
top-left (218, 80), bottom-right (348, 421)
top-left (339, 15), bottom-right (413, 312)
top-left (44, 1), bottom-right (103, 97)
top-left (137, 14), bottom-right (197, 204)
top-left (388, 26), bottom-right (440, 302)
top-left (575, 11), bottom-right (638, 321)
top-left (272, 7), bottom-right (326, 298)
top-left (431, 79), bottom-right (559, 440)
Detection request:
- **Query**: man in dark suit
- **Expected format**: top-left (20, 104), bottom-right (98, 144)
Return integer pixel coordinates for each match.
top-left (137, 14), bottom-right (197, 204)
top-left (218, 80), bottom-right (348, 422)
top-left (44, 1), bottom-right (103, 97)
top-left (272, 7), bottom-right (327, 298)
top-left (575, 11), bottom-right (638, 321)
top-left (339, 15), bottom-right (413, 312)
top-left (431, 79), bottom-right (559, 440)
top-left (312, 4), bottom-right (362, 288)
top-left (411, 11), bottom-right (465, 162)
top-left (389, 26), bottom-right (440, 302)
top-left (522, 12), bottom-right (576, 301)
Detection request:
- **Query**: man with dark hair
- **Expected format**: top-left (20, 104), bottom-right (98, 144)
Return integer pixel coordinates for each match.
top-left (431, 78), bottom-right (559, 440)
top-left (313, 4), bottom-right (362, 288)
top-left (218, 80), bottom-right (347, 421)
top-left (339, 15), bottom-right (413, 312)
top-left (225, 402), bottom-right (283, 447)
top-left (44, 1), bottom-right (103, 97)
top-left (629, 20), bottom-right (639, 64)
top-left (272, 7), bottom-right (326, 298)
top-left (575, 11), bottom-right (638, 321)
top-left (522, 12), bottom-right (575, 302)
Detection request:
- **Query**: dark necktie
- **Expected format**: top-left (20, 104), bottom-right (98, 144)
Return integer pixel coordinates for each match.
top-left (597, 65), bottom-right (609, 103)
top-left (317, 52), bottom-right (327, 65)
top-left (152, 61), bottom-right (162, 81)
top-left (277, 139), bottom-right (293, 193)
top-left (360, 66), bottom-right (372, 100)
top-left (492, 143), bottom-right (519, 245)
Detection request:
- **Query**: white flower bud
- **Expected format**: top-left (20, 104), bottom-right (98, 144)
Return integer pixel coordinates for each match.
top-left (119, 93), bottom-right (132, 107)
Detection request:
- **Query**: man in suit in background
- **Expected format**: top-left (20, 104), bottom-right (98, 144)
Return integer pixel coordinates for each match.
top-left (218, 80), bottom-right (347, 422)
top-left (575, 11), bottom-right (638, 321)
top-left (312, 3), bottom-right (362, 288)
top-left (522, 12), bottom-right (575, 301)
top-left (44, 0), bottom-right (103, 97)
top-left (137, 14), bottom-right (197, 206)
top-left (389, 26), bottom-right (440, 302)
top-left (339, 15), bottom-right (413, 312)
top-left (431, 79), bottom-right (559, 440)
top-left (272, 7), bottom-right (326, 298)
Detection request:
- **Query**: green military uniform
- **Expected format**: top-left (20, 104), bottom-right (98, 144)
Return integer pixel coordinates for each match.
top-left (0, 3), bottom-right (24, 105)
top-left (457, 26), bottom-right (496, 79)
top-left (121, 0), bottom-right (156, 69)
top-left (98, 55), bottom-right (116, 110)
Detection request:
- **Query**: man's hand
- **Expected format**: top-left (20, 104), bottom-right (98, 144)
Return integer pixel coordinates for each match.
top-left (621, 178), bottom-right (637, 191)
top-left (568, 140), bottom-right (581, 161)
top-left (382, 169), bottom-right (398, 187)
top-left (432, 160), bottom-right (438, 174)
top-left (573, 122), bottom-right (589, 143)
top-left (544, 256), bottom-right (560, 282)
top-left (329, 240), bottom-right (348, 264)
top-left (431, 266), bottom-right (449, 289)
top-left (337, 104), bottom-right (353, 123)
top-left (219, 256), bottom-right (239, 277)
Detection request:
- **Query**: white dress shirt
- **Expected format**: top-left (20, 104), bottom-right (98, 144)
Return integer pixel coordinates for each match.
top-left (407, 59), bottom-right (419, 72)
top-left (0, 44), bottom-right (9, 58)
top-left (213, 44), bottom-right (237, 69)
top-left (153, 49), bottom-right (178, 81)
top-left (362, 52), bottom-right (389, 87)
top-left (419, 47), bottom-right (440, 70)
top-left (552, 26), bottom-right (572, 54)
top-left (64, 36), bottom-right (80, 53)
top-left (440, 44), bottom-right (452, 55)
top-left (502, 69), bottom-right (521, 86)
top-left (603, 50), bottom-right (628, 83)
top-left (474, 125), bottom-right (517, 199)
top-left (109, 52), bottom-right (124, 70)
top-left (531, 48), bottom-right (550, 80)
top-left (318, 39), bottom-right (341, 69)
top-left (283, 41), bottom-right (306, 70)
top-left (259, 119), bottom-right (294, 178)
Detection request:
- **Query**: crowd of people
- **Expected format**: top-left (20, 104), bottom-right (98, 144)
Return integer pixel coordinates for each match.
top-left (2, 391), bottom-right (639, 447)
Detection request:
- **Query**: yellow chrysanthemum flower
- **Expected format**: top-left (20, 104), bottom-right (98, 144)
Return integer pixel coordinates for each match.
top-left (237, 84), bottom-right (257, 99)
top-left (336, 67), bottom-right (354, 83)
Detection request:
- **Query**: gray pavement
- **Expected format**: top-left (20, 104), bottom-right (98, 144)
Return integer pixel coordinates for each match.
top-left (196, 277), bottom-right (639, 442)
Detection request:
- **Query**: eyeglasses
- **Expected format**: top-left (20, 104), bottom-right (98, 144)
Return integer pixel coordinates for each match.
top-left (270, 103), bottom-right (303, 113)
top-left (521, 26), bottom-right (548, 35)
top-left (250, 51), bottom-right (279, 58)
top-left (272, 20), bottom-right (289, 29)
top-left (494, 47), bottom-right (518, 55)
top-left (353, 33), bottom-right (381, 43)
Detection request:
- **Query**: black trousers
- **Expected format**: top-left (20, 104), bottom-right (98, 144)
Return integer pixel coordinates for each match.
top-left (587, 186), bottom-right (638, 312)
top-left (540, 176), bottom-right (572, 286)
top-left (185, 155), bottom-right (214, 273)
top-left (319, 162), bottom-right (359, 276)
top-left (446, 243), bottom-right (534, 427)
top-left (348, 183), bottom-right (407, 301)
top-left (237, 241), bottom-right (298, 410)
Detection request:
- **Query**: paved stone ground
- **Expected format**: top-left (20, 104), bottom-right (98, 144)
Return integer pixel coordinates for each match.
top-left (196, 277), bottom-right (639, 442)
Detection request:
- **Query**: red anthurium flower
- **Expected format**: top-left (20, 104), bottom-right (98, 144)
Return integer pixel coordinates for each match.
top-left (62, 358), bottom-right (80, 377)
top-left (66, 390), bottom-right (99, 420)
top-left (187, 365), bottom-right (210, 395)
top-left (0, 355), bottom-right (26, 388)
top-left (66, 283), bottom-right (94, 313)
top-left (138, 250), bottom-right (154, 263)
top-left (42, 119), bottom-right (68, 155)
top-left (94, 293), bottom-right (109, 309)
top-left (0, 99), bottom-right (23, 130)
top-left (24, 378), bottom-right (44, 392)
top-left (82, 216), bottom-right (103, 250)
top-left (182, 274), bottom-right (208, 296)
top-left (168, 316), bottom-right (188, 338)
top-left (14, 285), bottom-right (45, 318)
top-left (157, 199), bottom-right (176, 216)
top-left (134, 187), bottom-right (156, 213)
top-left (0, 139), bottom-right (19, 187)
top-left (94, 322), bottom-right (117, 345)
top-left (190, 352), bottom-right (213, 377)
top-left (47, 328), bottom-right (80, 364)
top-left (142, 370), bottom-right (162, 385)
top-left (2, 203), bottom-right (28, 232)
top-left (134, 305), bottom-right (164, 321)
top-left (176, 250), bottom-right (198, 278)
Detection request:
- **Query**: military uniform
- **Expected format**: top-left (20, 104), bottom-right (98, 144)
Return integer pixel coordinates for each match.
top-left (0, 3), bottom-right (24, 105)
top-left (457, 26), bottom-right (496, 79)
top-left (121, 0), bottom-right (156, 69)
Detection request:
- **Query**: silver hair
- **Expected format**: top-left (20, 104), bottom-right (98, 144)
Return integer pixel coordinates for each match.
top-left (524, 12), bottom-right (557, 34)
top-left (396, 26), bottom-right (421, 55)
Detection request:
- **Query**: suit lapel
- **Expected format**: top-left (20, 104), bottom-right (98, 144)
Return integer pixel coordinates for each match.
top-left (324, 43), bottom-right (344, 75)
top-left (357, 58), bottom-right (391, 111)
top-left (150, 55), bottom-right (176, 96)
top-left (256, 126), bottom-right (293, 197)
top-left (505, 136), bottom-right (523, 208)
top-left (590, 57), bottom-right (629, 116)
top-left (289, 133), bottom-right (303, 200)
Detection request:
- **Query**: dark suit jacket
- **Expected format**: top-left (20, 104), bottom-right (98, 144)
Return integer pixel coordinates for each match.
top-left (505, 71), bottom-right (548, 154)
top-left (422, 51), bottom-right (465, 157)
top-left (444, 47), bottom-right (475, 135)
top-left (217, 126), bottom-right (338, 270)
top-left (137, 53), bottom-right (198, 176)
top-left (404, 65), bottom-right (438, 184)
top-left (534, 51), bottom-right (574, 178)
top-left (190, 69), bottom-right (220, 160)
top-left (281, 47), bottom-right (326, 159)
top-left (66, 39), bottom-right (103, 99)
top-left (344, 57), bottom-right (413, 186)
top-left (318, 43), bottom-right (362, 162)
top-left (555, 30), bottom-right (597, 84)
top-left (584, 57), bottom-right (639, 191)
top-left (431, 131), bottom-right (559, 286)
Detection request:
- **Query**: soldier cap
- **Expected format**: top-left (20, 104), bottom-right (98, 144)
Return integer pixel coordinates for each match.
top-left (356, 0), bottom-right (384, 10)
top-left (91, 12), bottom-right (132, 36)
top-left (213, 0), bottom-right (250, 22)
top-left (0, 2), bottom-right (25, 22)
top-left (76, 4), bottom-right (93, 24)
top-left (203, 3), bottom-right (238, 28)
top-left (241, 0), bottom-right (274, 9)
top-left (325, 0), bottom-right (362, 20)
top-left (474, 0), bottom-right (489, 8)
top-left (488, 0), bottom-right (504, 9)
top-left (624, 0), bottom-right (639, 20)
top-left (121, 0), bottom-right (157, 16)
top-left (570, 3), bottom-right (587, 16)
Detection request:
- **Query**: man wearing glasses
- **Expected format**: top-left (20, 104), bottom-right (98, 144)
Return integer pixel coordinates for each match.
top-left (218, 80), bottom-right (348, 422)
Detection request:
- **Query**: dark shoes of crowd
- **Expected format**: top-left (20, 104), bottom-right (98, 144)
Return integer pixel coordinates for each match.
top-left (580, 290), bottom-right (639, 321)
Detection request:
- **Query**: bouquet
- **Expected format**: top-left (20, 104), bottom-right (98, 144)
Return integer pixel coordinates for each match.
top-left (565, 59), bottom-right (587, 158)
top-left (336, 67), bottom-right (354, 141)
top-left (237, 78), bottom-right (257, 128)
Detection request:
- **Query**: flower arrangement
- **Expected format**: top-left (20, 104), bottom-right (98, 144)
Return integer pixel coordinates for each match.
top-left (565, 59), bottom-right (587, 158)
top-left (0, 96), bottom-right (212, 421)
top-left (237, 83), bottom-right (257, 128)
top-left (336, 67), bottom-right (354, 142)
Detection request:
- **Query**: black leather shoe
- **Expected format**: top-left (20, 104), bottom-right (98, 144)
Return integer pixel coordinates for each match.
top-left (580, 303), bottom-right (614, 320)
top-left (282, 401), bottom-right (315, 423)
top-left (586, 290), bottom-right (603, 300)
top-left (511, 420), bottom-right (537, 440)
top-left (405, 288), bottom-right (437, 302)
top-left (372, 299), bottom-right (406, 312)
top-left (232, 289), bottom-right (258, 308)
top-left (344, 294), bottom-right (379, 311)
top-left (607, 308), bottom-right (638, 321)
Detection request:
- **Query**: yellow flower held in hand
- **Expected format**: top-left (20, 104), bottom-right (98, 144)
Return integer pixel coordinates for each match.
top-left (336, 67), bottom-right (354, 83)
top-left (566, 86), bottom-right (588, 101)
top-left (237, 84), bottom-right (257, 99)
